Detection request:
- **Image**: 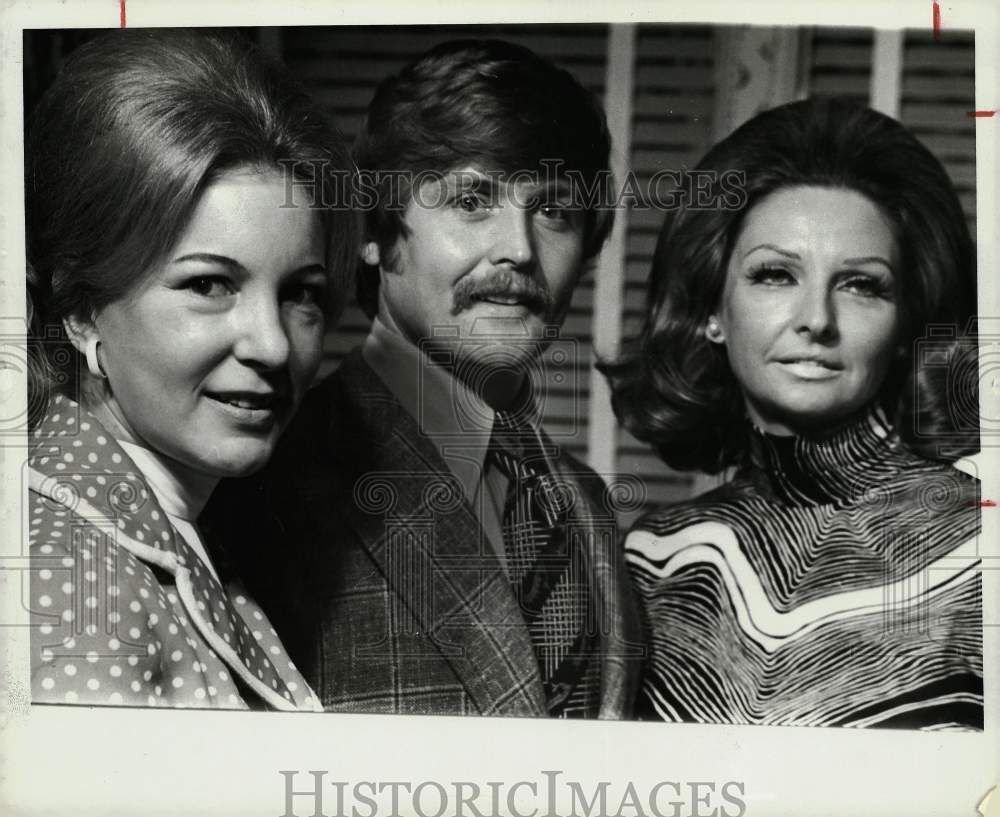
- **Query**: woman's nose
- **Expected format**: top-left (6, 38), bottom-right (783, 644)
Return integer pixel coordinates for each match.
top-left (232, 294), bottom-right (290, 370)
top-left (794, 280), bottom-right (838, 340)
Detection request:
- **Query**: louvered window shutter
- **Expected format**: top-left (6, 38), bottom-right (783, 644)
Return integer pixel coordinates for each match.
top-left (807, 27), bottom-right (975, 228)
top-left (808, 27), bottom-right (874, 102)
top-left (899, 29), bottom-right (976, 233)
top-left (616, 25), bottom-right (718, 527)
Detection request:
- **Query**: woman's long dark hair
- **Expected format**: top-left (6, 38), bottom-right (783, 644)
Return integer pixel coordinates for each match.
top-left (600, 97), bottom-right (977, 473)
top-left (25, 28), bottom-right (358, 426)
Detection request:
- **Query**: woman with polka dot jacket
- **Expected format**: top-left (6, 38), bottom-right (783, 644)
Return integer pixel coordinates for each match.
top-left (25, 30), bottom-right (357, 710)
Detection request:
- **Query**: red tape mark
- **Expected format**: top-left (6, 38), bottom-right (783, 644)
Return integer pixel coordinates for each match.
top-left (977, 500), bottom-right (997, 508)
top-left (120, 0), bottom-right (126, 28)
top-left (933, 1), bottom-right (941, 40)
top-left (967, 110), bottom-right (997, 117)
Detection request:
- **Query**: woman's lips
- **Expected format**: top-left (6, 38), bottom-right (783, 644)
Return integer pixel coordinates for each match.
top-left (204, 391), bottom-right (285, 427)
top-left (776, 359), bottom-right (843, 380)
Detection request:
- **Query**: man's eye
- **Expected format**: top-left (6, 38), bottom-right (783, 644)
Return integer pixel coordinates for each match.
top-left (455, 192), bottom-right (488, 212)
top-left (533, 199), bottom-right (581, 230)
top-left (185, 276), bottom-right (234, 298)
top-left (537, 203), bottom-right (568, 220)
top-left (285, 282), bottom-right (328, 309)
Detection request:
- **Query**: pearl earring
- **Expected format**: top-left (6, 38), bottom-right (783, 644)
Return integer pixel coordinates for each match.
top-left (706, 318), bottom-right (724, 342)
top-left (84, 336), bottom-right (107, 379)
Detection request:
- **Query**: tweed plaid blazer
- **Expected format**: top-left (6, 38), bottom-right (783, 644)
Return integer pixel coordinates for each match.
top-left (218, 350), bottom-right (642, 717)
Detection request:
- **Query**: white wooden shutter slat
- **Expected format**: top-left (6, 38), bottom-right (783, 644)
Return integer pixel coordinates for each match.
top-left (810, 74), bottom-right (871, 96)
top-left (901, 102), bottom-right (979, 129)
top-left (905, 42), bottom-right (980, 71)
top-left (628, 206), bottom-right (680, 232)
top-left (635, 31), bottom-right (723, 60)
top-left (632, 121), bottom-right (720, 150)
top-left (634, 64), bottom-right (716, 92)
top-left (812, 42), bottom-right (875, 68)
top-left (901, 74), bottom-right (976, 97)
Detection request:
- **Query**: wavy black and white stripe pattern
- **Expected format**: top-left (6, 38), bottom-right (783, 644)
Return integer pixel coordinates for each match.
top-left (627, 410), bottom-right (983, 730)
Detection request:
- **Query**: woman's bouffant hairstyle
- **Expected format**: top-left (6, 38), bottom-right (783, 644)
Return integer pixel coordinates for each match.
top-left (353, 38), bottom-right (614, 318)
top-left (26, 28), bottom-right (358, 425)
top-left (600, 97), bottom-right (978, 473)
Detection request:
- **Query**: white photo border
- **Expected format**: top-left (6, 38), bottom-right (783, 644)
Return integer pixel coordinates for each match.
top-left (1, 1), bottom-right (997, 816)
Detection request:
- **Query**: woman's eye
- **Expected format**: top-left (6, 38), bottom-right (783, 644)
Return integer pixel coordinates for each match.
top-left (185, 275), bottom-right (234, 298)
top-left (840, 274), bottom-right (893, 299)
top-left (747, 265), bottom-right (795, 285)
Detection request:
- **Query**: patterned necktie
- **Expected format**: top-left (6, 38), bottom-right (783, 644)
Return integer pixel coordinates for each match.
top-left (488, 409), bottom-right (598, 717)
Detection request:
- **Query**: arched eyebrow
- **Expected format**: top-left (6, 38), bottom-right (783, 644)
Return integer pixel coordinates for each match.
top-left (741, 246), bottom-right (895, 274)
top-left (172, 253), bottom-right (327, 277)
top-left (842, 255), bottom-right (895, 273)
top-left (172, 252), bottom-right (246, 273)
top-left (743, 243), bottom-right (800, 260)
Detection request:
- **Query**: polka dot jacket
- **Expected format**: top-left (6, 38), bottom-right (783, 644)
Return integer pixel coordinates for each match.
top-left (27, 395), bottom-right (322, 711)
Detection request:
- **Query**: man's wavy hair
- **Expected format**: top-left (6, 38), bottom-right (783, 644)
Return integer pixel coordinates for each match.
top-left (600, 97), bottom-right (978, 473)
top-left (353, 38), bottom-right (614, 318)
top-left (26, 28), bottom-right (358, 427)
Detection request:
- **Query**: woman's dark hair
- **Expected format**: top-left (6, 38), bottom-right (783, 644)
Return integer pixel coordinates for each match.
top-left (26, 28), bottom-right (358, 424)
top-left (600, 97), bottom-right (978, 473)
top-left (353, 38), bottom-right (614, 318)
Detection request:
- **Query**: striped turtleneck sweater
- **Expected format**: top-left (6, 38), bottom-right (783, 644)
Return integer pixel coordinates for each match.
top-left (625, 409), bottom-right (983, 730)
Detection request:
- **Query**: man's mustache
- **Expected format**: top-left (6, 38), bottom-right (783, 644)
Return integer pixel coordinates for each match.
top-left (450, 270), bottom-right (552, 316)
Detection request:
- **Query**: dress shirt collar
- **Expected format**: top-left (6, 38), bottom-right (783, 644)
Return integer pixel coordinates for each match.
top-left (362, 316), bottom-right (506, 505)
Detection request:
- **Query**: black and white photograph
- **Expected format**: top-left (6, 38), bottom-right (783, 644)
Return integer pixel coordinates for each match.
top-left (1, 1), bottom-right (997, 816)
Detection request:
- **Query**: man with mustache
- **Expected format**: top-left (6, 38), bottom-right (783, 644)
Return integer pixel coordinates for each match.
top-left (228, 39), bottom-right (640, 717)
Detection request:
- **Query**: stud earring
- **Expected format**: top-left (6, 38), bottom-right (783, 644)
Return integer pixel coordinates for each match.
top-left (705, 318), bottom-right (724, 343)
top-left (84, 336), bottom-right (107, 379)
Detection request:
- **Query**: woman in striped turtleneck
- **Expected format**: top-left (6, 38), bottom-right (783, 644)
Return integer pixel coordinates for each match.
top-left (601, 98), bottom-right (982, 730)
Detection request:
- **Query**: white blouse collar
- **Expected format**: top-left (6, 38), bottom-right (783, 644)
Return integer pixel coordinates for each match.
top-left (117, 440), bottom-right (218, 522)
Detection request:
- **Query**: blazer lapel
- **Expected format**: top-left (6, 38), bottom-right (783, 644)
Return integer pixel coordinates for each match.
top-left (540, 429), bottom-right (643, 719)
top-left (330, 353), bottom-right (546, 716)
